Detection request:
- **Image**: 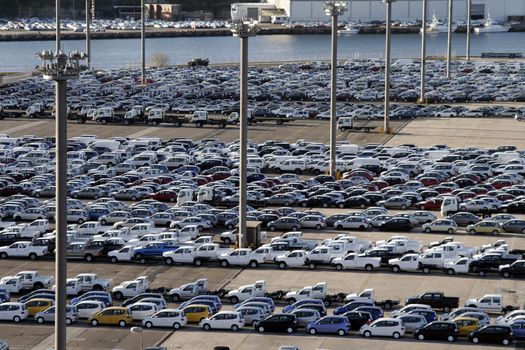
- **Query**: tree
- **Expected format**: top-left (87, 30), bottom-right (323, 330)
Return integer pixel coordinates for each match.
top-left (150, 52), bottom-right (169, 68)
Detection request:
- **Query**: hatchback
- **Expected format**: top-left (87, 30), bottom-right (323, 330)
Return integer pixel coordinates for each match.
top-left (396, 314), bottom-right (427, 333)
top-left (468, 325), bottom-right (514, 345)
top-left (89, 306), bottom-right (133, 327)
top-left (360, 317), bottom-right (405, 338)
top-left (182, 305), bottom-right (212, 323)
top-left (35, 305), bottom-right (78, 325)
top-left (255, 314), bottom-right (298, 334)
top-left (414, 321), bottom-right (458, 342)
top-left (200, 311), bottom-right (245, 331)
top-left (142, 309), bottom-right (187, 329)
top-left (453, 317), bottom-right (481, 336)
top-left (306, 316), bottom-right (351, 336)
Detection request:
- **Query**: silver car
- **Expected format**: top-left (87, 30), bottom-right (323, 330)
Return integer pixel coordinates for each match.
top-left (35, 305), bottom-right (78, 325)
top-left (290, 308), bottom-right (320, 327)
top-left (396, 314), bottom-right (427, 333)
top-left (237, 306), bottom-right (265, 326)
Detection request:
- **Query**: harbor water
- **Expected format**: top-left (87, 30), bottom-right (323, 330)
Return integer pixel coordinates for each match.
top-left (2, 31), bottom-right (525, 71)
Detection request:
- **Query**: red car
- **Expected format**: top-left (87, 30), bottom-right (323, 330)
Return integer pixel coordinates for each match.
top-left (432, 186), bottom-right (453, 194)
top-left (416, 198), bottom-right (443, 210)
top-left (456, 191), bottom-right (477, 201)
top-left (344, 170), bottom-right (374, 181)
top-left (151, 190), bottom-right (178, 202)
top-left (420, 177), bottom-right (440, 187)
top-left (210, 171), bottom-right (231, 181)
top-left (490, 180), bottom-right (513, 190)
top-left (369, 180), bottom-right (389, 190)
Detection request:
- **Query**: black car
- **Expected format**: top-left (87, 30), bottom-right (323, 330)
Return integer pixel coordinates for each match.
top-left (299, 195), bottom-right (334, 208)
top-left (468, 325), bottom-right (514, 345)
top-left (502, 201), bottom-right (525, 214)
top-left (499, 260), bottom-right (525, 278)
top-left (255, 314), bottom-right (298, 334)
top-left (343, 310), bottom-right (373, 330)
top-left (414, 321), bottom-right (458, 342)
top-left (378, 217), bottom-right (414, 231)
top-left (338, 196), bottom-right (370, 209)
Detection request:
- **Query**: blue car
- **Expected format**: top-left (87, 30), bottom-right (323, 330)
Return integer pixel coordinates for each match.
top-left (354, 306), bottom-right (383, 320)
top-left (510, 320), bottom-right (525, 339)
top-left (71, 291), bottom-right (112, 306)
top-left (234, 297), bottom-right (275, 313)
top-left (133, 241), bottom-right (180, 262)
top-left (181, 295), bottom-right (222, 309)
top-left (0, 288), bottom-right (10, 303)
top-left (181, 299), bottom-right (220, 313)
top-left (334, 301), bottom-right (375, 315)
top-left (407, 309), bottom-right (437, 323)
top-left (283, 299), bottom-right (324, 314)
top-left (86, 207), bottom-right (110, 221)
top-left (306, 316), bottom-right (351, 336)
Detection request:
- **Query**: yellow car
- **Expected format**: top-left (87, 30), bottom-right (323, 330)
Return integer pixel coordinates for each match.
top-left (182, 305), bottom-right (212, 323)
top-left (453, 317), bottom-right (481, 336)
top-left (24, 298), bottom-right (54, 317)
top-left (466, 221), bottom-right (503, 235)
top-left (89, 307), bottom-right (133, 327)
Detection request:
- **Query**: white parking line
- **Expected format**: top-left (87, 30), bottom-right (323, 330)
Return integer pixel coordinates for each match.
top-left (127, 127), bottom-right (157, 139)
top-left (2, 120), bottom-right (47, 134)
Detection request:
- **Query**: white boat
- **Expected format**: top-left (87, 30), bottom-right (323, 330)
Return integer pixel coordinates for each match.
top-left (474, 14), bottom-right (510, 33)
top-left (420, 14), bottom-right (455, 34)
top-left (338, 24), bottom-right (360, 35)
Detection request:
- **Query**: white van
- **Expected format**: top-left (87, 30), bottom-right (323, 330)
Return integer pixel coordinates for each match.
top-left (337, 144), bottom-right (359, 155)
top-left (424, 150), bottom-right (450, 160)
top-left (347, 158), bottom-right (380, 170)
top-left (90, 139), bottom-right (121, 152)
top-left (492, 152), bottom-right (520, 164)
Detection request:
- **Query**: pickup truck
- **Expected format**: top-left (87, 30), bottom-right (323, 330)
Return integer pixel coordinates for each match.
top-left (427, 242), bottom-right (478, 259)
top-left (0, 241), bottom-right (48, 260)
top-left (168, 278), bottom-right (208, 302)
top-left (343, 288), bottom-right (399, 310)
top-left (405, 292), bottom-right (460, 312)
top-left (0, 224), bottom-right (39, 239)
top-left (322, 236), bottom-right (372, 254)
top-left (27, 219), bottom-right (49, 235)
top-left (305, 246), bottom-right (345, 269)
top-left (443, 257), bottom-right (472, 275)
top-left (331, 253), bottom-right (381, 271)
top-left (112, 276), bottom-right (150, 300)
top-left (226, 280), bottom-right (267, 304)
top-left (2, 271), bottom-right (54, 291)
top-left (132, 241), bottom-right (180, 263)
top-left (108, 245), bottom-right (136, 263)
top-left (66, 240), bottom-right (106, 262)
top-left (275, 250), bottom-right (307, 269)
top-left (362, 247), bottom-right (398, 266)
top-left (193, 243), bottom-right (232, 266)
top-left (270, 231), bottom-right (317, 251)
top-left (465, 294), bottom-right (514, 314)
top-left (285, 282), bottom-right (327, 304)
top-left (73, 273), bottom-right (112, 291)
top-left (469, 252), bottom-right (521, 276)
top-left (389, 252), bottom-right (452, 274)
top-left (377, 239), bottom-right (423, 255)
top-left (73, 221), bottom-right (106, 236)
top-left (218, 248), bottom-right (265, 268)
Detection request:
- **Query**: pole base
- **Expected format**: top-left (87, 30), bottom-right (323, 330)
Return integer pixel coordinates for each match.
top-left (417, 98), bottom-right (428, 104)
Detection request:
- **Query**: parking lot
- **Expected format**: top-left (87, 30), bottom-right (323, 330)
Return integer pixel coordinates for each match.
top-left (0, 117), bottom-right (524, 350)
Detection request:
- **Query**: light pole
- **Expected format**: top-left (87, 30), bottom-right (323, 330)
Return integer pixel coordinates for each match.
top-left (446, 0), bottom-right (453, 78)
top-left (36, 50), bottom-right (86, 350)
top-left (85, 0), bottom-right (91, 69)
top-left (324, 1), bottom-right (347, 178)
top-left (130, 327), bottom-right (144, 350)
top-left (419, 0), bottom-right (427, 103)
top-left (466, 0), bottom-right (471, 61)
top-left (383, 0), bottom-right (395, 134)
top-left (141, 0), bottom-right (146, 84)
top-left (231, 20), bottom-right (256, 249)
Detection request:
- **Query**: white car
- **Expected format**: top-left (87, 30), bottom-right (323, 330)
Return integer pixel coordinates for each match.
top-left (128, 302), bottom-right (159, 321)
top-left (74, 300), bottom-right (105, 319)
top-left (0, 302), bottom-right (28, 323)
top-left (360, 317), bottom-right (405, 338)
top-left (200, 311), bottom-right (245, 331)
top-left (422, 219), bottom-right (458, 234)
top-left (218, 248), bottom-right (264, 268)
top-left (334, 217), bottom-right (369, 230)
top-left (0, 241), bottom-right (48, 259)
top-left (275, 250), bottom-right (307, 269)
top-left (171, 217), bottom-right (211, 230)
top-left (411, 211), bottom-right (437, 224)
top-left (143, 308), bottom-right (187, 329)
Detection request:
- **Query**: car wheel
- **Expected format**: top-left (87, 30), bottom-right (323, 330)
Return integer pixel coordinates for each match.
top-left (171, 294), bottom-right (181, 302)
top-left (258, 326), bottom-right (265, 333)
top-left (309, 328), bottom-right (317, 335)
top-left (231, 324), bottom-right (239, 332)
top-left (492, 230), bottom-right (499, 235)
top-left (365, 264), bottom-right (373, 272)
top-left (119, 320), bottom-right (126, 327)
top-left (221, 260), bottom-right (229, 267)
top-left (338, 203), bottom-right (344, 208)
top-left (308, 263), bottom-right (316, 270)
top-left (447, 228), bottom-right (454, 234)
top-left (144, 321), bottom-right (153, 329)
top-left (447, 335), bottom-right (455, 342)
top-left (223, 238), bottom-right (232, 245)
top-left (503, 271), bottom-right (510, 278)
top-left (165, 257), bottom-right (174, 265)
top-left (424, 227), bottom-right (431, 233)
top-left (66, 318), bottom-right (72, 325)
top-left (479, 270), bottom-right (486, 277)
top-left (393, 332), bottom-right (400, 339)
top-left (460, 206), bottom-right (466, 211)
top-left (279, 262), bottom-right (286, 269)
top-left (230, 296), bottom-right (239, 304)
top-left (203, 323), bottom-right (211, 331)
top-left (418, 334), bottom-right (425, 340)
top-left (335, 264), bottom-right (343, 270)
top-left (291, 226), bottom-right (298, 231)
top-left (392, 265), bottom-right (400, 273)
top-left (28, 252), bottom-right (37, 260)
top-left (338, 329), bottom-right (346, 336)
top-left (85, 254), bottom-right (93, 262)
top-left (110, 256), bottom-right (118, 263)
top-left (443, 305), bottom-right (451, 313)
top-left (315, 224), bottom-right (322, 230)
top-left (173, 322), bottom-right (181, 330)
top-left (91, 319), bottom-right (99, 326)
top-left (269, 226), bottom-right (276, 231)
top-left (249, 260), bottom-right (259, 268)
top-left (336, 225), bottom-right (343, 230)
top-left (422, 267), bottom-right (430, 274)
top-left (472, 337), bottom-right (479, 344)
top-left (113, 292), bottom-right (123, 300)
top-left (36, 317), bottom-right (44, 324)
top-left (287, 327), bottom-right (293, 334)
top-left (447, 269), bottom-right (455, 275)
top-left (469, 229), bottom-right (476, 234)
top-left (502, 338), bottom-right (510, 345)
top-left (364, 330), bottom-right (372, 338)
top-left (401, 204), bottom-right (407, 210)
top-left (194, 259), bottom-right (202, 266)
top-left (78, 218), bottom-right (84, 224)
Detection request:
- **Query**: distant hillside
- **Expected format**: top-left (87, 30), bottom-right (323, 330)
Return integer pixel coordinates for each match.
top-left (0, 0), bottom-right (258, 19)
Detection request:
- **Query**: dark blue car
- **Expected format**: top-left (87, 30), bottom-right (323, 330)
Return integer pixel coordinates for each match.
top-left (283, 299), bottom-right (324, 314)
top-left (0, 288), bottom-right (10, 303)
top-left (334, 301), bottom-right (375, 315)
top-left (354, 306), bottom-right (384, 320)
top-left (181, 295), bottom-right (222, 311)
top-left (71, 291), bottom-right (112, 306)
top-left (510, 320), bottom-right (525, 339)
top-left (87, 207), bottom-right (110, 221)
top-left (408, 309), bottom-right (437, 323)
top-left (133, 241), bottom-right (180, 262)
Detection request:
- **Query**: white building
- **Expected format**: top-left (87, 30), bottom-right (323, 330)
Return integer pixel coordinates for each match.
top-left (265, 0), bottom-right (525, 22)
